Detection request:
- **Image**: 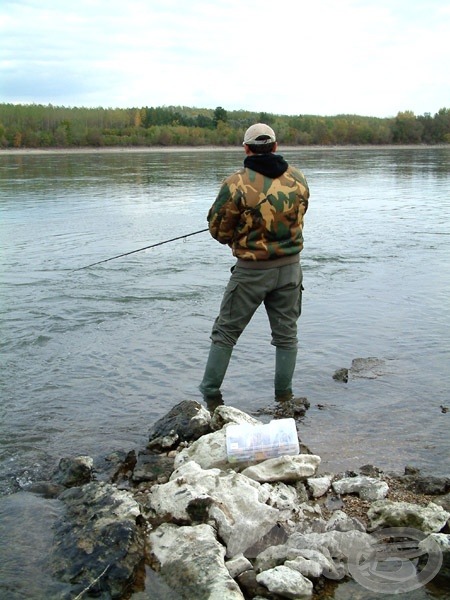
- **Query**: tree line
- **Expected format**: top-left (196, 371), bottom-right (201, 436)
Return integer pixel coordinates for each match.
top-left (0, 103), bottom-right (449, 149)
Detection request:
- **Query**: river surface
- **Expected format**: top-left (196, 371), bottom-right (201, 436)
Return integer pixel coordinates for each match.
top-left (1, 146), bottom-right (449, 597)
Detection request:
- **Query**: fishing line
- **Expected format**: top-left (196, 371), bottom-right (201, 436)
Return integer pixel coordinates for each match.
top-left (73, 228), bottom-right (209, 271)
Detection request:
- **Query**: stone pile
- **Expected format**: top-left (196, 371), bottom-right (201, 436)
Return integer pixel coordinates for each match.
top-left (43, 400), bottom-right (450, 599)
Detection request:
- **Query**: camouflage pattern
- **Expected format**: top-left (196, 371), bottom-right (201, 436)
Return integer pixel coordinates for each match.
top-left (208, 165), bottom-right (309, 261)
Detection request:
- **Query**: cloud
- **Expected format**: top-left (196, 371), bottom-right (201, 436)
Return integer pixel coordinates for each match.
top-left (1, 0), bottom-right (449, 116)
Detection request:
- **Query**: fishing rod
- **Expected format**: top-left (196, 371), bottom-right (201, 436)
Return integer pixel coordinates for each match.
top-left (74, 228), bottom-right (209, 271)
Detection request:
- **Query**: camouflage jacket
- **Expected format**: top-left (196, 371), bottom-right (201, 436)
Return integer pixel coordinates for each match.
top-left (208, 157), bottom-right (309, 261)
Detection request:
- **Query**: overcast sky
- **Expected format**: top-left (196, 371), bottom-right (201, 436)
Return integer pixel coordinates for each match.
top-left (1, 0), bottom-right (449, 118)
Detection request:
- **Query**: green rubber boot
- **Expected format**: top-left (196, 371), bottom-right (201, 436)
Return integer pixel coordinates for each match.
top-left (274, 347), bottom-right (298, 401)
top-left (199, 343), bottom-right (233, 398)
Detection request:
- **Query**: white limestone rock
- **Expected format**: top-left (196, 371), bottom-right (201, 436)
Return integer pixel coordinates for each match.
top-left (325, 510), bottom-right (366, 532)
top-left (242, 454), bottom-right (321, 483)
top-left (208, 475), bottom-right (279, 557)
top-left (225, 554), bottom-right (253, 579)
top-left (211, 405), bottom-right (261, 430)
top-left (256, 565), bottom-right (313, 599)
top-left (307, 475), bottom-right (332, 498)
top-left (419, 533), bottom-right (450, 579)
top-left (367, 500), bottom-right (450, 533)
top-left (146, 461), bottom-right (279, 558)
top-left (148, 523), bottom-right (244, 599)
top-left (174, 428), bottom-right (229, 471)
top-left (262, 481), bottom-right (299, 514)
top-left (286, 529), bottom-right (374, 569)
top-left (284, 555), bottom-right (323, 580)
top-left (332, 476), bottom-right (389, 501)
top-left (285, 548), bottom-right (340, 580)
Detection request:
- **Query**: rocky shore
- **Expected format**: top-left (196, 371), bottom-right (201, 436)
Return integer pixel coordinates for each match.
top-left (27, 399), bottom-right (450, 600)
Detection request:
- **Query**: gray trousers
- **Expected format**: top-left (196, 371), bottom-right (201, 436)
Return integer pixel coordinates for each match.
top-left (210, 262), bottom-right (303, 349)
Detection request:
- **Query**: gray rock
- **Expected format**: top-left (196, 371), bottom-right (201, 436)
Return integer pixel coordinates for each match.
top-left (254, 542), bottom-right (331, 577)
top-left (262, 481), bottom-right (299, 514)
top-left (325, 510), bottom-right (366, 532)
top-left (253, 396), bottom-right (310, 419)
top-left (324, 495), bottom-right (344, 511)
top-left (242, 455), bottom-right (321, 483)
top-left (53, 455), bottom-right (94, 487)
top-left (146, 461), bottom-right (280, 557)
top-left (148, 400), bottom-right (211, 445)
top-left (23, 481), bottom-right (64, 498)
top-left (148, 523), bottom-right (245, 599)
top-left (132, 451), bottom-right (174, 483)
top-left (225, 554), bottom-right (253, 578)
top-left (286, 529), bottom-right (374, 567)
top-left (256, 565), bottom-right (313, 599)
top-left (350, 357), bottom-right (386, 379)
top-left (173, 428), bottom-right (229, 471)
top-left (147, 432), bottom-right (180, 452)
top-left (367, 500), bottom-right (450, 533)
top-left (332, 475), bottom-right (389, 501)
top-left (419, 533), bottom-right (450, 583)
top-left (51, 482), bottom-right (144, 599)
top-left (236, 569), bottom-right (274, 599)
top-left (244, 523), bottom-right (290, 559)
top-left (434, 492), bottom-right (450, 512)
top-left (210, 405), bottom-right (261, 430)
top-left (145, 461), bottom-right (219, 522)
top-left (332, 368), bottom-right (348, 383)
top-left (307, 475), bottom-right (332, 498)
top-left (359, 464), bottom-right (383, 477)
top-left (410, 475), bottom-right (450, 495)
top-left (284, 555), bottom-right (323, 580)
top-left (286, 548), bottom-right (339, 580)
top-left (293, 503), bottom-right (326, 535)
top-left (93, 450), bottom-right (137, 486)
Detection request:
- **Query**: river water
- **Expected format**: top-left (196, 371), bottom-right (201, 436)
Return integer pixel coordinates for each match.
top-left (1, 147), bottom-right (449, 597)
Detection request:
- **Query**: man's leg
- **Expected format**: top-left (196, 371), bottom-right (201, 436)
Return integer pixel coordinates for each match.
top-left (199, 342), bottom-right (233, 398)
top-left (265, 263), bottom-right (303, 399)
top-left (200, 267), bottom-right (275, 397)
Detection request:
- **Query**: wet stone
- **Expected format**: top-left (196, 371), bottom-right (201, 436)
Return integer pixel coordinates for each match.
top-left (332, 368), bottom-right (349, 383)
top-left (50, 482), bottom-right (145, 599)
top-left (132, 451), bottom-right (174, 483)
top-left (253, 397), bottom-right (310, 419)
top-left (410, 475), bottom-right (450, 495)
top-left (53, 455), bottom-right (94, 488)
top-left (147, 400), bottom-right (212, 444)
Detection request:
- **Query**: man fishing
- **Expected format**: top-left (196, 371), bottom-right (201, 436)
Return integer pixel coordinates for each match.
top-left (199, 123), bottom-right (310, 402)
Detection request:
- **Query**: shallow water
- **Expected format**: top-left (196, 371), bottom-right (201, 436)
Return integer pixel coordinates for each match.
top-left (1, 147), bottom-right (449, 596)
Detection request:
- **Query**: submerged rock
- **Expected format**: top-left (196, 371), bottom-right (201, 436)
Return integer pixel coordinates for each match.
top-left (333, 356), bottom-right (388, 382)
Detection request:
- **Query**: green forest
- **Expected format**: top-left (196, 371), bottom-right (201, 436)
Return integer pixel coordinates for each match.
top-left (1, 103), bottom-right (449, 148)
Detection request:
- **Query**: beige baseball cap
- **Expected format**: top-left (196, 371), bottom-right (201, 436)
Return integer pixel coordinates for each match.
top-left (243, 123), bottom-right (276, 145)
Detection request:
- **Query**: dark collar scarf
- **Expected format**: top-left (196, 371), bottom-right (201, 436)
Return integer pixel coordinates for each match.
top-left (244, 153), bottom-right (289, 179)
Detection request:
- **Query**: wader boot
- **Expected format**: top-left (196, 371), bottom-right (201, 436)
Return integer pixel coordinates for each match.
top-left (199, 343), bottom-right (233, 399)
top-left (274, 347), bottom-right (298, 401)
